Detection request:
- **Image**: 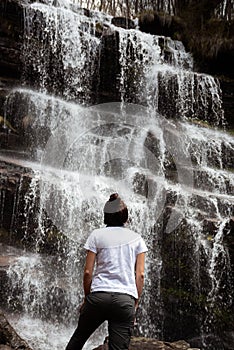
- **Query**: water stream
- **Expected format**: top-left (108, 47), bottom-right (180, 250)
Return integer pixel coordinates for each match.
top-left (0, 1), bottom-right (233, 349)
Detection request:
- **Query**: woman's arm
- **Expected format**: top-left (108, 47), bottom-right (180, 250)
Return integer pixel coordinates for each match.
top-left (83, 250), bottom-right (96, 296)
top-left (135, 252), bottom-right (145, 308)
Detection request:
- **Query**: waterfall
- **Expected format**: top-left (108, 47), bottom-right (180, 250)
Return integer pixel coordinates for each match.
top-left (22, 2), bottom-right (111, 102)
top-left (1, 1), bottom-right (233, 350)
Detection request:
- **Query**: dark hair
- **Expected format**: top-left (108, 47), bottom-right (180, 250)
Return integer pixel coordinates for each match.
top-left (104, 193), bottom-right (128, 226)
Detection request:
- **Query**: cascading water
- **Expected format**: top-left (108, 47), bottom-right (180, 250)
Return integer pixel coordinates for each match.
top-left (0, 1), bottom-right (233, 350)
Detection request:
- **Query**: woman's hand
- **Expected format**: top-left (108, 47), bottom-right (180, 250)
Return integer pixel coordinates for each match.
top-left (78, 298), bottom-right (86, 313)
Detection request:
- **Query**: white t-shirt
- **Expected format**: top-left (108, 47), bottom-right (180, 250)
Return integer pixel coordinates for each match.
top-left (84, 226), bottom-right (148, 299)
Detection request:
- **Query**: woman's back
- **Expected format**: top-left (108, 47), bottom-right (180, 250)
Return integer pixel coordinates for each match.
top-left (84, 226), bottom-right (147, 298)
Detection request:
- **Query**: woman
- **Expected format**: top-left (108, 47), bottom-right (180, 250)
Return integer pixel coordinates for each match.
top-left (66, 193), bottom-right (148, 350)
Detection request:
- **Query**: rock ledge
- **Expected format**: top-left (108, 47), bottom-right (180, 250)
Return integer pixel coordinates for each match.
top-left (93, 336), bottom-right (200, 350)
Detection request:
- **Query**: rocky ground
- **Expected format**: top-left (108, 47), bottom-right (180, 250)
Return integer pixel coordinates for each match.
top-left (0, 311), bottom-right (200, 350)
top-left (94, 337), bottom-right (200, 350)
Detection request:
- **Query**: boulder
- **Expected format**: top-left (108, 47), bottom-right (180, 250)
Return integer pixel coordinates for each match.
top-left (111, 17), bottom-right (136, 29)
top-left (93, 336), bottom-right (200, 349)
top-left (0, 312), bottom-right (32, 350)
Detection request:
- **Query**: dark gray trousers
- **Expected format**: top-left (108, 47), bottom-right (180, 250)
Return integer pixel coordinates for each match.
top-left (66, 292), bottom-right (135, 350)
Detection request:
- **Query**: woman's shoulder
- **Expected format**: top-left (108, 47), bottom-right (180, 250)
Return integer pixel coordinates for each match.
top-left (123, 226), bottom-right (141, 235)
top-left (122, 227), bottom-right (144, 242)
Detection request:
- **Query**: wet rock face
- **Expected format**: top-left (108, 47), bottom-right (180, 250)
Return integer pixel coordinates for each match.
top-left (0, 161), bottom-right (34, 239)
top-left (0, 0), bottom-right (123, 106)
top-left (0, 1), bottom-right (233, 349)
top-left (220, 78), bottom-right (234, 129)
top-left (138, 10), bottom-right (234, 129)
top-left (0, 0), bottom-right (24, 80)
top-left (96, 31), bottom-right (121, 104)
top-left (0, 0), bottom-right (24, 122)
top-left (0, 0), bottom-right (226, 127)
top-left (0, 160), bottom-right (67, 255)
